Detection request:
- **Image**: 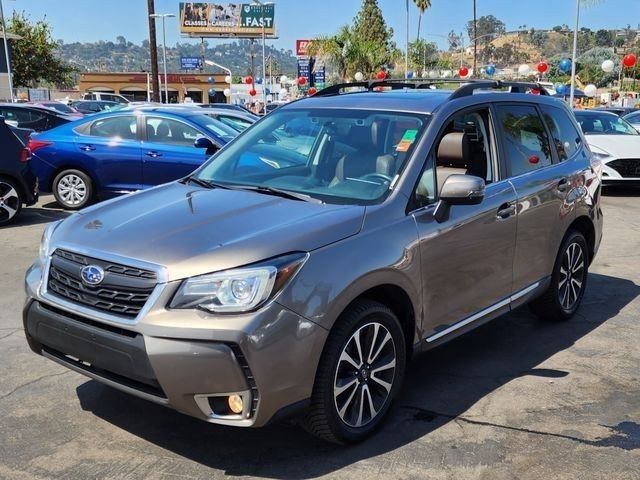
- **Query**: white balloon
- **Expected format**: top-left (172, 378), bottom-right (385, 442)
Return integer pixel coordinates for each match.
top-left (223, 88), bottom-right (231, 97)
top-left (279, 75), bottom-right (288, 84)
top-left (584, 84), bottom-right (597, 97)
top-left (601, 59), bottom-right (615, 73)
top-left (354, 71), bottom-right (364, 81)
top-left (518, 64), bottom-right (531, 76)
top-left (428, 70), bottom-right (438, 78)
top-left (224, 75), bottom-right (232, 84)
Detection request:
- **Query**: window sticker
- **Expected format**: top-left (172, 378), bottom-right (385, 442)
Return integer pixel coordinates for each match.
top-left (396, 129), bottom-right (418, 152)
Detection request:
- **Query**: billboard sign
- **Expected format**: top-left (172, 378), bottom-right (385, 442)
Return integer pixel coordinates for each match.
top-left (179, 3), bottom-right (275, 37)
top-left (296, 40), bottom-right (312, 56)
top-left (180, 56), bottom-right (202, 70)
top-left (313, 66), bottom-right (326, 90)
top-left (297, 57), bottom-right (313, 90)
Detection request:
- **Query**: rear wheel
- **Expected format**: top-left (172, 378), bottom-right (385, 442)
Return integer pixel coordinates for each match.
top-left (53, 169), bottom-right (93, 210)
top-left (0, 177), bottom-right (23, 226)
top-left (531, 230), bottom-right (588, 321)
top-left (305, 300), bottom-right (406, 444)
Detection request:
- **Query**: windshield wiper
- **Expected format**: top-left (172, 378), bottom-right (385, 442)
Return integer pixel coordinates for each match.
top-left (232, 185), bottom-right (323, 203)
top-left (185, 176), bottom-right (232, 189)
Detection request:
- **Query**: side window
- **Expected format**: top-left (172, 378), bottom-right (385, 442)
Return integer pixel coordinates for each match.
top-left (89, 116), bottom-right (137, 140)
top-left (495, 105), bottom-right (552, 177)
top-left (540, 105), bottom-right (582, 161)
top-left (146, 117), bottom-right (203, 146)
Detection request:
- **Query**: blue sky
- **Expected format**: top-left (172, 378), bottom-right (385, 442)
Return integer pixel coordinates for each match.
top-left (6, 0), bottom-right (640, 51)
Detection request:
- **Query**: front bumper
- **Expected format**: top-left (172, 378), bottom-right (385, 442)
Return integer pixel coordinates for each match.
top-left (24, 259), bottom-right (328, 427)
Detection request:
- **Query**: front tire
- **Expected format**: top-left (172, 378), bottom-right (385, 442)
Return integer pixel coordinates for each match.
top-left (305, 300), bottom-right (406, 444)
top-left (0, 177), bottom-right (23, 226)
top-left (53, 169), bottom-right (93, 210)
top-left (531, 230), bottom-right (589, 321)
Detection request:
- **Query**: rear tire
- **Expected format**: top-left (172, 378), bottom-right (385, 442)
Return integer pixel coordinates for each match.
top-left (0, 177), bottom-right (23, 226)
top-left (530, 230), bottom-right (589, 322)
top-left (53, 169), bottom-right (93, 210)
top-left (305, 300), bottom-right (406, 444)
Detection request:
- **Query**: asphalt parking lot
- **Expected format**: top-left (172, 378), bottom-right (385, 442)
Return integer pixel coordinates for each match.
top-left (1, 191), bottom-right (639, 480)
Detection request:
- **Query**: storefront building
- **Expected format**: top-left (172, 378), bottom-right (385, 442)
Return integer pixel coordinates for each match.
top-left (78, 72), bottom-right (228, 103)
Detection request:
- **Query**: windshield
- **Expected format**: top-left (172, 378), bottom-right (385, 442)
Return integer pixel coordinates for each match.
top-left (43, 103), bottom-right (76, 114)
top-left (194, 108), bottom-right (428, 205)
top-left (190, 114), bottom-right (239, 143)
top-left (576, 112), bottom-right (638, 136)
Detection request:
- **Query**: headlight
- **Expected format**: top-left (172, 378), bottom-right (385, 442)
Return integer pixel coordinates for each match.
top-left (170, 253), bottom-right (307, 313)
top-left (39, 220), bottom-right (62, 263)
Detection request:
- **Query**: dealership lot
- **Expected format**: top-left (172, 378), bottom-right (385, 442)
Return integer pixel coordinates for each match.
top-left (1, 192), bottom-right (639, 480)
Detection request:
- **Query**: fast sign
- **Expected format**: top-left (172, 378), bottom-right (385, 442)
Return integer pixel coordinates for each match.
top-left (179, 3), bottom-right (276, 37)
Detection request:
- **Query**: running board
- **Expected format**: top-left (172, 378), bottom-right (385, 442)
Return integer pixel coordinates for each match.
top-left (426, 281), bottom-right (541, 343)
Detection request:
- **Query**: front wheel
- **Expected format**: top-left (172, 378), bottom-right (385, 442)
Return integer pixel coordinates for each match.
top-left (305, 300), bottom-right (406, 444)
top-left (531, 230), bottom-right (589, 321)
top-left (53, 169), bottom-right (93, 210)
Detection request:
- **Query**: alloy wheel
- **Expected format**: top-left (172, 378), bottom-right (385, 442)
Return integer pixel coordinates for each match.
top-left (333, 322), bottom-right (397, 428)
top-left (558, 242), bottom-right (585, 311)
top-left (0, 181), bottom-right (20, 223)
top-left (57, 174), bottom-right (87, 206)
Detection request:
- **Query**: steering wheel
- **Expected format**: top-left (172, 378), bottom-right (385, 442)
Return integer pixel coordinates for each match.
top-left (360, 173), bottom-right (393, 184)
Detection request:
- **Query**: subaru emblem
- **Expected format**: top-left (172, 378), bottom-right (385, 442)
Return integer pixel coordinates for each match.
top-left (81, 265), bottom-right (104, 285)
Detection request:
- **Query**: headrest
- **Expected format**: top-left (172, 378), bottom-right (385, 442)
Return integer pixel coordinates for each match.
top-left (376, 154), bottom-right (396, 176)
top-left (156, 121), bottom-right (170, 137)
top-left (437, 132), bottom-right (470, 168)
top-left (348, 125), bottom-right (373, 150)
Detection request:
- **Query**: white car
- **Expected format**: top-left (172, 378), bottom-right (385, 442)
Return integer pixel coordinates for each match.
top-left (622, 110), bottom-right (640, 133)
top-left (574, 110), bottom-right (640, 184)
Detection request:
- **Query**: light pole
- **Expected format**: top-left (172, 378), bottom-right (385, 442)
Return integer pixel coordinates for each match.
top-left (204, 59), bottom-right (232, 103)
top-left (0, 0), bottom-right (14, 102)
top-left (252, 0), bottom-right (272, 114)
top-left (405, 0), bottom-right (409, 79)
top-left (569, 0), bottom-right (580, 107)
top-left (150, 13), bottom-right (175, 103)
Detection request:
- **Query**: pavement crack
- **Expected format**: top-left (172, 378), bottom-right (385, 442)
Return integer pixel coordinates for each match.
top-left (0, 330), bottom-right (22, 340)
top-left (0, 371), bottom-right (71, 402)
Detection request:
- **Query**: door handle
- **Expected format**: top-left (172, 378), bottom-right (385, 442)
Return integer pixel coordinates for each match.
top-left (557, 178), bottom-right (569, 192)
top-left (145, 151), bottom-right (162, 158)
top-left (497, 203), bottom-right (516, 219)
top-left (79, 145), bottom-right (95, 151)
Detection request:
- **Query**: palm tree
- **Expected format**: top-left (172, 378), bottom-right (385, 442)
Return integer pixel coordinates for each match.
top-left (413, 0), bottom-right (431, 42)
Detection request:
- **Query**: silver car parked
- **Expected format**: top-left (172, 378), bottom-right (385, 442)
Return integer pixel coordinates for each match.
top-left (24, 80), bottom-right (603, 444)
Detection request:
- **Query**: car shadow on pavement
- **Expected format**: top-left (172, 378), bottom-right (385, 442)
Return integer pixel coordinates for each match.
top-left (76, 272), bottom-right (640, 479)
top-left (7, 207), bottom-right (69, 228)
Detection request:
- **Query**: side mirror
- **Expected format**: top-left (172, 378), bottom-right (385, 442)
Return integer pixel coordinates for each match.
top-left (194, 137), bottom-right (215, 149)
top-left (434, 174), bottom-right (485, 223)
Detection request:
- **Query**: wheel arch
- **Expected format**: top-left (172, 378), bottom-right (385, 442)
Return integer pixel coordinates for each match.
top-left (0, 173), bottom-right (26, 203)
top-left (568, 215), bottom-right (596, 265)
top-left (49, 164), bottom-right (99, 192)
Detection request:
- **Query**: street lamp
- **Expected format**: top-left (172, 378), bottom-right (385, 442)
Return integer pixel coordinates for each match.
top-left (252, 0), bottom-right (272, 114)
top-left (0, 0), bottom-right (14, 102)
top-left (204, 60), bottom-right (232, 103)
top-left (149, 13), bottom-right (175, 103)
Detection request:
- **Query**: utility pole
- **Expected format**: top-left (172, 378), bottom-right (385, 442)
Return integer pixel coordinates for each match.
top-left (473, 0), bottom-right (477, 76)
top-left (147, 0), bottom-right (160, 102)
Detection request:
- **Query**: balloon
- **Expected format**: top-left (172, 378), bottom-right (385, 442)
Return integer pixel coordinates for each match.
top-left (244, 76), bottom-right (253, 85)
top-left (224, 75), bottom-right (232, 84)
top-left (428, 70), bottom-right (438, 78)
top-left (354, 71), bottom-right (364, 81)
top-left (623, 53), bottom-right (637, 68)
top-left (223, 88), bottom-right (231, 97)
top-left (297, 76), bottom-right (307, 86)
top-left (537, 61), bottom-right (548, 74)
top-left (376, 70), bottom-right (387, 80)
top-left (555, 83), bottom-right (567, 95)
top-left (279, 75), bottom-right (288, 84)
top-left (256, 77), bottom-right (263, 85)
top-left (208, 88), bottom-right (215, 96)
top-left (458, 66), bottom-right (469, 77)
top-left (601, 60), bottom-right (615, 73)
top-left (407, 71), bottom-right (414, 79)
top-left (584, 84), bottom-right (597, 97)
top-left (207, 76), bottom-right (214, 84)
top-left (518, 64), bottom-right (531, 76)
top-left (559, 58), bottom-right (572, 73)
top-left (308, 87), bottom-right (317, 95)
top-left (249, 88), bottom-right (257, 96)
top-left (485, 65), bottom-right (496, 76)
top-left (265, 88), bottom-right (271, 95)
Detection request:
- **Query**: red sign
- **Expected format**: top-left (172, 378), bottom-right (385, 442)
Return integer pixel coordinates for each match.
top-left (296, 39), bottom-right (312, 56)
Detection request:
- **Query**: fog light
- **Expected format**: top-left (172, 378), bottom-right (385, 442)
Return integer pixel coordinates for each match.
top-left (228, 394), bottom-right (244, 414)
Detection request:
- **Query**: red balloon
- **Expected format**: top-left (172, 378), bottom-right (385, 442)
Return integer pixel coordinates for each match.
top-left (623, 53), bottom-right (637, 68)
top-left (308, 87), bottom-right (317, 95)
top-left (249, 88), bottom-right (257, 96)
top-left (245, 76), bottom-right (253, 85)
top-left (376, 70), bottom-right (387, 80)
top-left (458, 66), bottom-right (469, 77)
top-left (297, 76), bottom-right (307, 86)
top-left (537, 61), bottom-right (549, 73)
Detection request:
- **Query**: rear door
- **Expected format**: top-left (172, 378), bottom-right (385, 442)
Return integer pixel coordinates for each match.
top-left (75, 114), bottom-right (142, 193)
top-left (495, 103), bottom-right (581, 295)
top-left (141, 115), bottom-right (211, 187)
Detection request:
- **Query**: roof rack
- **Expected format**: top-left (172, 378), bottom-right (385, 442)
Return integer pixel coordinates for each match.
top-left (312, 78), bottom-right (550, 100)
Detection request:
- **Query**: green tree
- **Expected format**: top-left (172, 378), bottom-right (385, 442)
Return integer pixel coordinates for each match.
top-left (6, 12), bottom-right (75, 88)
top-left (466, 15), bottom-right (505, 45)
top-left (595, 29), bottom-right (614, 47)
top-left (409, 39), bottom-right (438, 72)
top-left (413, 0), bottom-right (431, 41)
top-left (353, 0), bottom-right (393, 49)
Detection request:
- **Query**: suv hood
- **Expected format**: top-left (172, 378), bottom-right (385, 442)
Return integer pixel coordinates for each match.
top-left (52, 183), bottom-right (365, 281)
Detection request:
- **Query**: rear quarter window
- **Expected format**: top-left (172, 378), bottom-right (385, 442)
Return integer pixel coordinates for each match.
top-left (540, 105), bottom-right (582, 161)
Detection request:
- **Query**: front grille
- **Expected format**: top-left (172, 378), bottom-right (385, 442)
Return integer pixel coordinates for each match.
top-left (607, 158), bottom-right (640, 178)
top-left (47, 249), bottom-right (157, 319)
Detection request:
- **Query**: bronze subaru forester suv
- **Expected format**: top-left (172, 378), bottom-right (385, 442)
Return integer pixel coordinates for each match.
top-left (24, 80), bottom-right (603, 444)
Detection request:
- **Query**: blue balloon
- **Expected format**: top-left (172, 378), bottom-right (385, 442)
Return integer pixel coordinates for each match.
top-left (207, 76), bottom-right (214, 84)
top-left (556, 84), bottom-right (567, 95)
top-left (485, 65), bottom-right (496, 76)
top-left (559, 59), bottom-right (572, 73)
top-left (265, 88), bottom-right (271, 96)
top-left (407, 71), bottom-right (414, 79)
top-left (208, 88), bottom-right (215, 96)
top-left (256, 77), bottom-right (263, 84)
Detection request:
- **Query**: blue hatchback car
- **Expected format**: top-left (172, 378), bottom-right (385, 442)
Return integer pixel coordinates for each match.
top-left (29, 108), bottom-right (238, 209)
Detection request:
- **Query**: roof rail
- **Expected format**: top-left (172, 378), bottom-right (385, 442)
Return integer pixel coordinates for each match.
top-left (312, 78), bottom-right (550, 99)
